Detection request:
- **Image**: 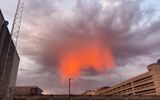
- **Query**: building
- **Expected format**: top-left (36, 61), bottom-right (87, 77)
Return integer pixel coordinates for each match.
top-left (0, 10), bottom-right (20, 100)
top-left (14, 86), bottom-right (43, 96)
top-left (82, 90), bottom-right (97, 96)
top-left (82, 87), bottom-right (110, 96)
top-left (95, 86), bottom-right (110, 95)
top-left (96, 59), bottom-right (160, 95)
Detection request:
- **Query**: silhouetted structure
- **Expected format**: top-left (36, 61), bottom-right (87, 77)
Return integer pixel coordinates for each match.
top-left (14, 86), bottom-right (43, 96)
top-left (157, 59), bottom-right (160, 64)
top-left (82, 90), bottom-right (97, 96)
top-left (0, 10), bottom-right (20, 100)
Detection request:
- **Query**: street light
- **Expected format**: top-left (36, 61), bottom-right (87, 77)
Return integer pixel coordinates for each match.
top-left (69, 78), bottom-right (73, 100)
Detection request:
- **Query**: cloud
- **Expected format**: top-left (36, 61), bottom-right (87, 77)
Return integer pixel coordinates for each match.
top-left (15, 0), bottom-right (160, 93)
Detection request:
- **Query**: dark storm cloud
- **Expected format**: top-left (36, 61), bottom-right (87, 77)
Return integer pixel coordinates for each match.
top-left (16, 0), bottom-right (160, 93)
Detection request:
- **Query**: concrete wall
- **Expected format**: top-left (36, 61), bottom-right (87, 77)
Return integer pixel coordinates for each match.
top-left (9, 51), bottom-right (20, 88)
top-left (0, 10), bottom-right (20, 100)
top-left (0, 13), bottom-right (11, 99)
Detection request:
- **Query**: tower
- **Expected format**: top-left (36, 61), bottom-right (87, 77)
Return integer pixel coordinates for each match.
top-left (11, 0), bottom-right (25, 46)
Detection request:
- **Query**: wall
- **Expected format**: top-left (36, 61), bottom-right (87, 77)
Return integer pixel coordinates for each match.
top-left (0, 10), bottom-right (20, 100)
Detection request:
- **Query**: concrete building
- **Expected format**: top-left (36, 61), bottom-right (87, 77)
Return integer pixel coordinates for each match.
top-left (0, 10), bottom-right (20, 100)
top-left (14, 86), bottom-right (43, 96)
top-left (82, 87), bottom-right (110, 96)
top-left (96, 60), bottom-right (160, 95)
top-left (82, 90), bottom-right (97, 96)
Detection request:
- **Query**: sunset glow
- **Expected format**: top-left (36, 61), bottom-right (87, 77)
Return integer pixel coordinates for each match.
top-left (59, 40), bottom-right (115, 80)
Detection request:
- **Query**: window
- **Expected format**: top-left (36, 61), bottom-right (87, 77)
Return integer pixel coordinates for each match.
top-left (133, 76), bottom-right (153, 85)
top-left (134, 82), bottom-right (154, 90)
top-left (135, 88), bottom-right (156, 95)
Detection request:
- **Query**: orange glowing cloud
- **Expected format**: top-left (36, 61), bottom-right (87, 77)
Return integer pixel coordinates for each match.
top-left (59, 40), bottom-right (115, 80)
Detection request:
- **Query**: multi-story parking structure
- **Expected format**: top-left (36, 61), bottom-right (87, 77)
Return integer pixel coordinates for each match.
top-left (96, 60), bottom-right (160, 95)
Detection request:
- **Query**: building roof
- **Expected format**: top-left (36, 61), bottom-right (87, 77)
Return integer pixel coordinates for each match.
top-left (15, 86), bottom-right (43, 91)
top-left (97, 86), bottom-right (110, 91)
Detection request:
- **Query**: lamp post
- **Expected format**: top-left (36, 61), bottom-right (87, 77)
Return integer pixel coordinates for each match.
top-left (69, 78), bottom-right (73, 100)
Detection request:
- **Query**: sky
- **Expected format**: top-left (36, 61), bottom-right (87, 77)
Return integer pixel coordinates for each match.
top-left (0, 0), bottom-right (160, 94)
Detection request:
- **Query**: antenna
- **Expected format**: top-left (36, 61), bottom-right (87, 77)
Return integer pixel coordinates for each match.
top-left (11, 0), bottom-right (25, 46)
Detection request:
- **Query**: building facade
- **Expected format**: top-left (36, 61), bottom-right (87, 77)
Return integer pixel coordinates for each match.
top-left (14, 86), bottom-right (43, 96)
top-left (82, 90), bottom-right (97, 96)
top-left (82, 87), bottom-right (110, 96)
top-left (96, 60), bottom-right (160, 95)
top-left (0, 10), bottom-right (20, 100)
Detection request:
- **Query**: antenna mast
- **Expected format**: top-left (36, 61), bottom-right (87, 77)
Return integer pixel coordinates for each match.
top-left (11, 0), bottom-right (25, 46)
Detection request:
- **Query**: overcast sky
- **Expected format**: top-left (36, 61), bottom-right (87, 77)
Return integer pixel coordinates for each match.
top-left (0, 0), bottom-right (160, 94)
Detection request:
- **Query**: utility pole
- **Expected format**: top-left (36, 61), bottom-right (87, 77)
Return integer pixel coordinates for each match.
top-left (69, 78), bottom-right (73, 100)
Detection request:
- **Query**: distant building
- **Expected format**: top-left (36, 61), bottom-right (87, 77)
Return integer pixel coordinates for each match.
top-left (14, 86), bottom-right (43, 96)
top-left (96, 86), bottom-right (110, 95)
top-left (0, 10), bottom-right (20, 100)
top-left (82, 90), bottom-right (97, 96)
top-left (83, 87), bottom-right (111, 96)
top-left (96, 59), bottom-right (160, 95)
